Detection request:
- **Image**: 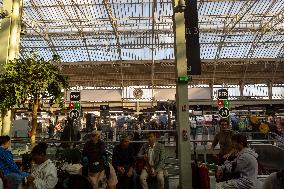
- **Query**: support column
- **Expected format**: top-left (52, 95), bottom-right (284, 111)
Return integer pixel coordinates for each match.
top-left (0, 0), bottom-right (23, 135)
top-left (209, 83), bottom-right (213, 99)
top-left (174, 1), bottom-right (192, 188)
top-left (268, 82), bottom-right (273, 100)
top-left (239, 82), bottom-right (244, 98)
top-left (1, 110), bottom-right (13, 136)
top-left (135, 101), bottom-right (140, 114)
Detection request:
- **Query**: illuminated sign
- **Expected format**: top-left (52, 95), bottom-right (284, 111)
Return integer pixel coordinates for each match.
top-left (217, 89), bottom-right (228, 100)
top-left (70, 91), bottom-right (80, 101)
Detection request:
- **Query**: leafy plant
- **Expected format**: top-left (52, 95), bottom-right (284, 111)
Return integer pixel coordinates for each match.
top-left (0, 53), bottom-right (68, 144)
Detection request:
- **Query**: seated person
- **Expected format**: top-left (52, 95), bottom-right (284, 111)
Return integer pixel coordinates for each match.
top-left (138, 132), bottom-right (165, 189)
top-left (262, 170), bottom-right (284, 189)
top-left (216, 133), bottom-right (262, 189)
top-left (61, 148), bottom-right (82, 175)
top-left (211, 119), bottom-right (236, 165)
top-left (0, 135), bottom-right (29, 189)
top-left (112, 134), bottom-right (136, 189)
top-left (82, 130), bottom-right (117, 189)
top-left (23, 142), bottom-right (58, 189)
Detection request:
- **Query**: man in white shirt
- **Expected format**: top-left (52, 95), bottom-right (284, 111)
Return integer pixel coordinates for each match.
top-left (138, 132), bottom-right (165, 189)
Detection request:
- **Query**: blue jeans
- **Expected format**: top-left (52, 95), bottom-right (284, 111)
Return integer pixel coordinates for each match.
top-left (6, 172), bottom-right (30, 189)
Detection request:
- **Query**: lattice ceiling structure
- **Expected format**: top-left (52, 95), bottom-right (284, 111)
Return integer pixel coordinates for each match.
top-left (0, 0), bottom-right (284, 86)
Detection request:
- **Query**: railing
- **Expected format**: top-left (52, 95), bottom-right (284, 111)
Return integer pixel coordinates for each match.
top-left (10, 130), bottom-right (284, 167)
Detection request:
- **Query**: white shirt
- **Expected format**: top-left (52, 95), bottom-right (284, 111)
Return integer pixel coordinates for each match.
top-left (147, 143), bottom-right (156, 166)
top-left (30, 159), bottom-right (58, 189)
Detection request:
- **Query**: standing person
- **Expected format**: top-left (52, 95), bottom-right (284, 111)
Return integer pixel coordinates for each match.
top-left (138, 132), bottom-right (165, 189)
top-left (23, 142), bottom-right (58, 189)
top-left (211, 119), bottom-right (236, 165)
top-left (0, 135), bottom-right (29, 189)
top-left (112, 134), bottom-right (136, 189)
top-left (48, 120), bottom-right (55, 139)
top-left (82, 130), bottom-right (117, 189)
top-left (216, 133), bottom-right (262, 189)
top-left (189, 117), bottom-right (197, 140)
top-left (60, 116), bottom-right (81, 142)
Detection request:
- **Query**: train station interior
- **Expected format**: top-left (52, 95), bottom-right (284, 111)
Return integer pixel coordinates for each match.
top-left (0, 0), bottom-right (284, 189)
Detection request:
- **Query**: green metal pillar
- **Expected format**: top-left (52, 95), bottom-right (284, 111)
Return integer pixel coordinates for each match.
top-left (0, 0), bottom-right (23, 135)
top-left (173, 0), bottom-right (192, 188)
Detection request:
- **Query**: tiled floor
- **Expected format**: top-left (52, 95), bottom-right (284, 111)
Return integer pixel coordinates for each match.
top-left (168, 176), bottom-right (216, 189)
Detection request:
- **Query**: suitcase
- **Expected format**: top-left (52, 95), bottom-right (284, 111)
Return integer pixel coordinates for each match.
top-left (192, 163), bottom-right (210, 189)
top-left (192, 143), bottom-right (210, 189)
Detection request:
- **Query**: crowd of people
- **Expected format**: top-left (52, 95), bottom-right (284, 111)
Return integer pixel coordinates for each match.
top-left (212, 119), bottom-right (284, 189)
top-left (1, 116), bottom-right (284, 189)
top-left (0, 131), bottom-right (166, 189)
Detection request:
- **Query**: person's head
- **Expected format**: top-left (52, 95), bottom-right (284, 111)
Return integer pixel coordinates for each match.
top-left (219, 119), bottom-right (230, 130)
top-left (91, 130), bottom-right (101, 143)
top-left (231, 133), bottom-right (248, 151)
top-left (147, 132), bottom-right (156, 146)
top-left (0, 135), bottom-right (11, 149)
top-left (31, 142), bottom-right (48, 164)
top-left (120, 134), bottom-right (130, 148)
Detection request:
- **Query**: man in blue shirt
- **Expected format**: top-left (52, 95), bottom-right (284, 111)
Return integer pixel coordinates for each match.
top-left (0, 135), bottom-right (29, 189)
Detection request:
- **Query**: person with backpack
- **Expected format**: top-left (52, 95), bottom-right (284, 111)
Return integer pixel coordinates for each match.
top-left (82, 130), bottom-right (117, 189)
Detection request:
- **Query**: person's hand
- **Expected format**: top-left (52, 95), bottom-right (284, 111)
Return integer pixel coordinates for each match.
top-left (25, 176), bottom-right (35, 185)
top-left (145, 166), bottom-right (154, 174)
top-left (117, 166), bottom-right (125, 174)
top-left (151, 170), bottom-right (157, 177)
top-left (223, 153), bottom-right (231, 159)
top-left (143, 154), bottom-right (148, 161)
top-left (127, 167), bottom-right (133, 177)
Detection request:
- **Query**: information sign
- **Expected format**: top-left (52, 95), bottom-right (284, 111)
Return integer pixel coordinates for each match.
top-left (218, 107), bottom-right (230, 118)
top-left (69, 109), bottom-right (80, 119)
top-left (70, 91), bottom-right (80, 101)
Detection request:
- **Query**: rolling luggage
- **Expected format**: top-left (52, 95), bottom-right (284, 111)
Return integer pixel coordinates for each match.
top-left (192, 144), bottom-right (210, 189)
top-left (192, 163), bottom-right (210, 189)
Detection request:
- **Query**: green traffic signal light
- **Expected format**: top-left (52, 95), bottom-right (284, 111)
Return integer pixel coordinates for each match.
top-left (224, 99), bottom-right (230, 107)
top-left (75, 102), bottom-right (81, 109)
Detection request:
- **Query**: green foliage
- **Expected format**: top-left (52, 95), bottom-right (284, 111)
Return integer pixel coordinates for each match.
top-left (0, 53), bottom-right (69, 110)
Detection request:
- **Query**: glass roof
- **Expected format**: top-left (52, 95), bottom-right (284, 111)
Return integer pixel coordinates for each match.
top-left (1, 0), bottom-right (284, 62)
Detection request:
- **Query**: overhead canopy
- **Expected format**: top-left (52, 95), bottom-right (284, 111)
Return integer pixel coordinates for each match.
top-left (0, 0), bottom-right (283, 86)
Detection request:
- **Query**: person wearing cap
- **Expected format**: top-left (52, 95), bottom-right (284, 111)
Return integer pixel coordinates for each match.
top-left (82, 130), bottom-right (118, 189)
top-left (112, 134), bottom-right (136, 189)
top-left (211, 119), bottom-right (236, 165)
top-left (138, 132), bottom-right (165, 189)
